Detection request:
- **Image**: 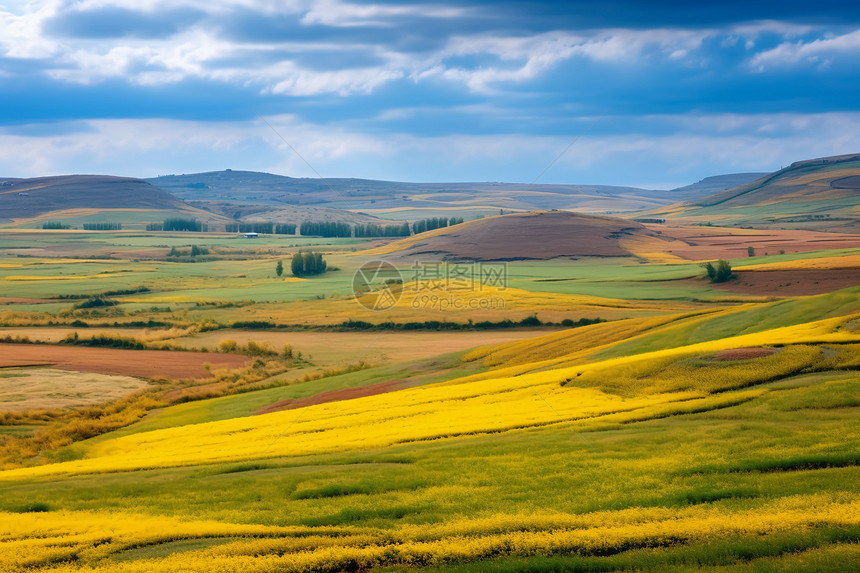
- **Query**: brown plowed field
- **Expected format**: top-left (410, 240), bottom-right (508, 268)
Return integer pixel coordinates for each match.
top-left (714, 268), bottom-right (860, 296)
top-left (0, 344), bottom-right (249, 379)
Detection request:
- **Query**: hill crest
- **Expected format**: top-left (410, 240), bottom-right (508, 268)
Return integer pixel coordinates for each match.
top-left (0, 175), bottom-right (192, 220)
top-left (376, 210), bottom-right (673, 261)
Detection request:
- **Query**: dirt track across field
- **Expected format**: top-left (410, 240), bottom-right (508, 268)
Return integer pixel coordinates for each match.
top-left (0, 344), bottom-right (249, 379)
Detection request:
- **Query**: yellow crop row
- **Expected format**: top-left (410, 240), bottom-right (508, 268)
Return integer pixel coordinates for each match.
top-left (736, 253), bottom-right (860, 271)
top-left (2, 494), bottom-right (857, 572)
top-left (461, 312), bottom-right (706, 368)
top-left (385, 280), bottom-right (679, 312)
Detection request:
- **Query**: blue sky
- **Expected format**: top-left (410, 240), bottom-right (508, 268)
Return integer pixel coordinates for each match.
top-left (1, 1), bottom-right (860, 188)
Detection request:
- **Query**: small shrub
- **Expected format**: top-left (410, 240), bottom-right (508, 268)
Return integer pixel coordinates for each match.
top-left (219, 339), bottom-right (238, 353)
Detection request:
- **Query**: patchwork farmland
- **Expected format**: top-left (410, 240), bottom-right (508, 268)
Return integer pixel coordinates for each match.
top-left (1, 155), bottom-right (860, 572)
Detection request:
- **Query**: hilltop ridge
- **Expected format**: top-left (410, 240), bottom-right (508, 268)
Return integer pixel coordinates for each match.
top-left (644, 153), bottom-right (860, 231)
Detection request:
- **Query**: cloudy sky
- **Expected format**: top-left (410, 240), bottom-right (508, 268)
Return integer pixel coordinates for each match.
top-left (2, 1), bottom-right (860, 188)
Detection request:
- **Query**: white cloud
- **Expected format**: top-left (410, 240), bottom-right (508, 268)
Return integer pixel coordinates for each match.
top-left (417, 28), bottom-right (713, 93)
top-left (45, 28), bottom-right (234, 84)
top-left (268, 66), bottom-right (404, 96)
top-left (0, 2), bottom-right (59, 58)
top-left (749, 28), bottom-right (860, 70)
top-left (731, 20), bottom-right (812, 39)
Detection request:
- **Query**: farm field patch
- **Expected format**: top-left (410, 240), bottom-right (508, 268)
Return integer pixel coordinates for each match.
top-left (170, 329), bottom-right (547, 365)
top-left (0, 368), bottom-right (150, 411)
top-left (0, 344), bottom-right (249, 379)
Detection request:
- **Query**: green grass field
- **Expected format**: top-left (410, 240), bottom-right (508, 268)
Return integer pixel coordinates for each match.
top-left (0, 227), bottom-right (858, 572)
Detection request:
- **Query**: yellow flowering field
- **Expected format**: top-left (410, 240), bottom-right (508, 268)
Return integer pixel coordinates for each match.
top-left (2, 494), bottom-right (857, 572)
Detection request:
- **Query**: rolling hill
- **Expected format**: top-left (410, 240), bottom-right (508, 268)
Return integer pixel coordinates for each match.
top-left (644, 153), bottom-right (860, 231)
top-left (0, 175), bottom-right (214, 225)
top-left (372, 210), bottom-right (675, 261)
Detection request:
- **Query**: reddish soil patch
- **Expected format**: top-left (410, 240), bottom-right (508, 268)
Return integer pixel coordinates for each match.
top-left (712, 268), bottom-right (860, 296)
top-left (0, 344), bottom-right (249, 379)
top-left (0, 297), bottom-right (45, 304)
top-left (651, 226), bottom-right (860, 261)
top-left (254, 380), bottom-right (404, 415)
top-left (713, 347), bottom-right (776, 361)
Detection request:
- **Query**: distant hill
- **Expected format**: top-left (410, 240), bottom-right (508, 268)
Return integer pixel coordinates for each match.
top-left (643, 154), bottom-right (860, 231)
top-left (0, 175), bottom-right (207, 223)
top-left (667, 173), bottom-right (769, 202)
top-left (147, 170), bottom-right (682, 219)
top-left (376, 210), bottom-right (674, 261)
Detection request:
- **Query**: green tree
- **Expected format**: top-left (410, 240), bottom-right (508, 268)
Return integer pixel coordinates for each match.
top-left (275, 260), bottom-right (283, 277)
top-left (191, 244), bottom-right (200, 257)
top-left (291, 251), bottom-right (327, 277)
top-left (747, 246), bottom-right (755, 257)
top-left (703, 259), bottom-right (735, 283)
top-left (291, 252), bottom-right (304, 276)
